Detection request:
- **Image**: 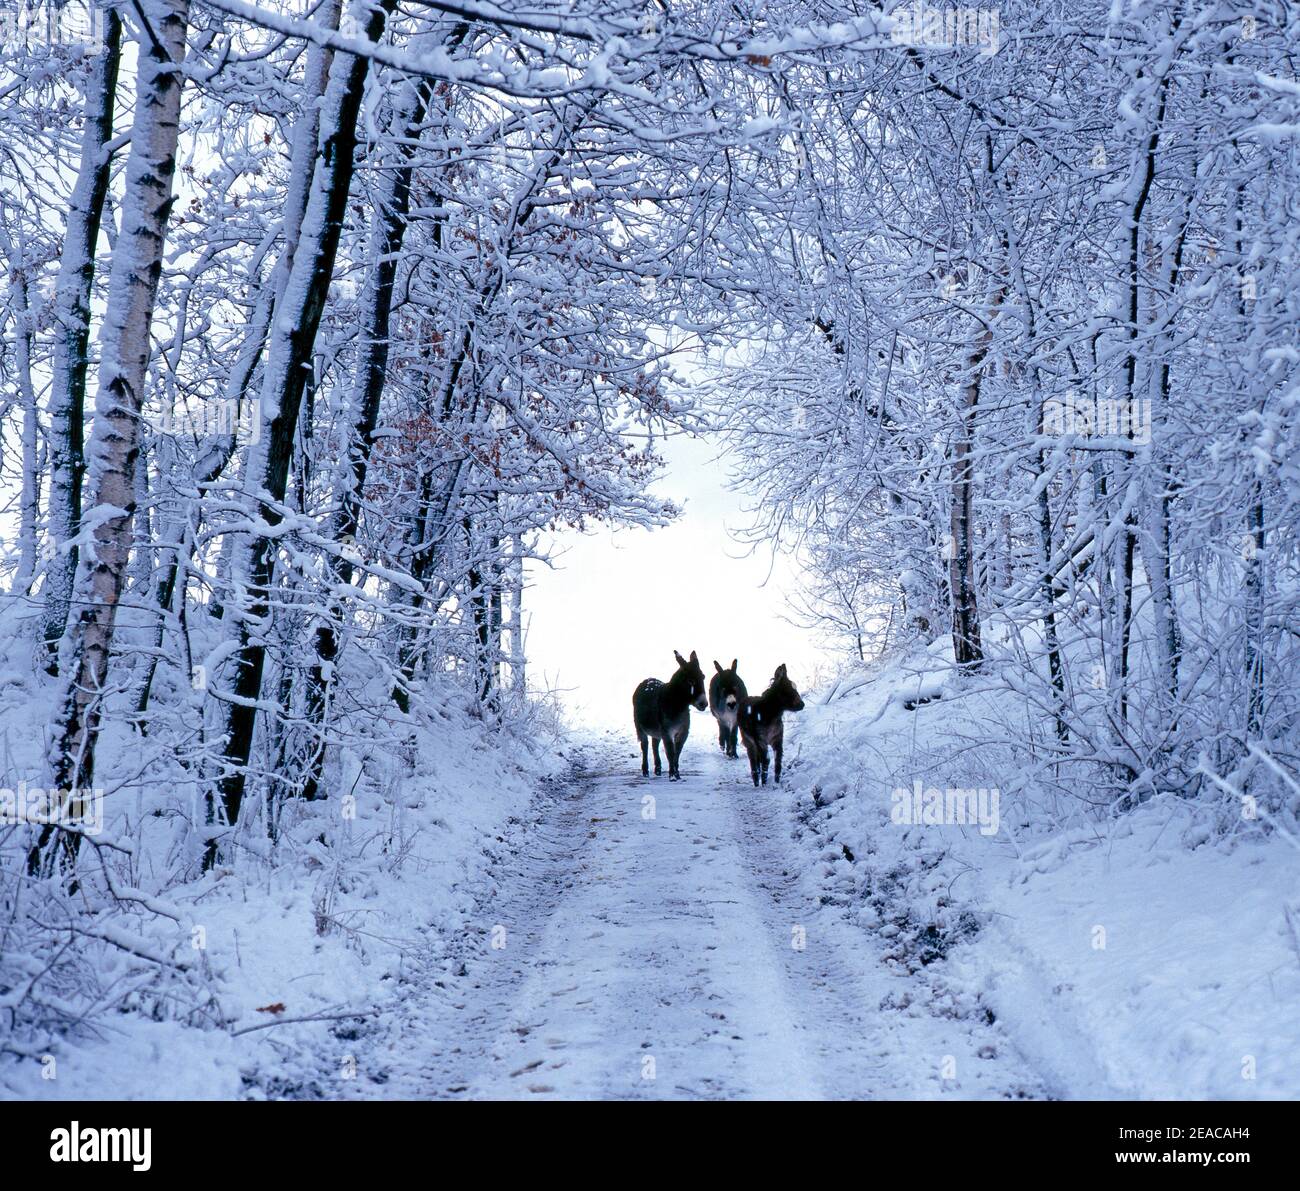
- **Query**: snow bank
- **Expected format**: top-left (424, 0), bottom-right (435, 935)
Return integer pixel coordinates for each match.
top-left (779, 646), bottom-right (1300, 1100)
top-left (0, 610), bottom-right (564, 1101)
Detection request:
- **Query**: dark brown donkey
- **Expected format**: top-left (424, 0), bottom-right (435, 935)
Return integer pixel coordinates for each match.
top-left (632, 650), bottom-right (708, 780)
top-left (737, 664), bottom-right (805, 787)
top-left (708, 659), bottom-right (747, 758)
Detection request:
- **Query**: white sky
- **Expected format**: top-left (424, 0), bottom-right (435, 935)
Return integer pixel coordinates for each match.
top-left (524, 431), bottom-right (831, 730)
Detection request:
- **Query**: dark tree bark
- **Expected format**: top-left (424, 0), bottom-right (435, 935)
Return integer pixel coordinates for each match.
top-left (41, 9), bottom-right (123, 668)
top-left (299, 73), bottom-right (442, 801)
top-left (212, 0), bottom-right (397, 863)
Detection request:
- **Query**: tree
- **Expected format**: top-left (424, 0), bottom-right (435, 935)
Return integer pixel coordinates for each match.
top-left (43, 0), bottom-right (192, 830)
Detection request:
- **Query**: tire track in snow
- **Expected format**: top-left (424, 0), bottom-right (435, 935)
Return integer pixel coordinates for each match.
top-left (347, 732), bottom-right (1045, 1099)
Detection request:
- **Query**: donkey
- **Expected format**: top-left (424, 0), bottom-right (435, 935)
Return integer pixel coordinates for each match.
top-left (633, 650), bottom-right (708, 781)
top-left (737, 664), bottom-right (805, 787)
top-left (708, 659), bottom-right (748, 758)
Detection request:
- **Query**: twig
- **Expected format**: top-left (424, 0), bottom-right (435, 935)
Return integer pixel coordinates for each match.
top-left (231, 1008), bottom-right (379, 1037)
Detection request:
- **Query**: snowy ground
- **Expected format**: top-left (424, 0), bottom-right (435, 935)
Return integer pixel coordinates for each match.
top-left (778, 649), bottom-right (1300, 1101)
top-left (0, 659), bottom-right (564, 1102)
top-left (330, 733), bottom-right (1044, 1100)
top-left (6, 654), bottom-right (1295, 1101)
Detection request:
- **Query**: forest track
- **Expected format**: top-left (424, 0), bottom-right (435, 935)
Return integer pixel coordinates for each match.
top-left (339, 729), bottom-right (1045, 1100)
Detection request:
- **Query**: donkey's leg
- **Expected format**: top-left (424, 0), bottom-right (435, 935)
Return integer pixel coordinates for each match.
top-left (718, 720), bottom-right (728, 751)
top-left (743, 736), bottom-right (760, 787)
top-left (728, 725), bottom-right (739, 758)
top-left (773, 740), bottom-right (783, 784)
top-left (651, 737), bottom-right (662, 775)
top-left (675, 721), bottom-right (689, 778)
top-left (638, 731), bottom-right (649, 777)
top-left (664, 735), bottom-right (679, 781)
top-left (759, 745), bottom-right (769, 786)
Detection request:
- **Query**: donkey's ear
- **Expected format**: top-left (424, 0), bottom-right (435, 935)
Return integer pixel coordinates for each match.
top-left (730, 658), bottom-right (738, 672)
top-left (674, 650), bottom-right (686, 666)
top-left (689, 650), bottom-right (698, 664)
top-left (775, 663), bottom-right (787, 679)
top-left (714, 660), bottom-right (723, 673)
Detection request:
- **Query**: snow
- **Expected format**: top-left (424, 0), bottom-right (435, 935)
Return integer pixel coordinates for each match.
top-left (4, 621), bottom-right (1296, 1100)
top-left (777, 649), bottom-right (1300, 1100)
top-left (315, 734), bottom-right (1043, 1099)
top-left (2, 0), bottom-right (1297, 1109)
top-left (972, 811), bottom-right (1300, 1098)
top-left (5, 603), bottom-right (1296, 1101)
top-left (0, 619), bottom-right (562, 1100)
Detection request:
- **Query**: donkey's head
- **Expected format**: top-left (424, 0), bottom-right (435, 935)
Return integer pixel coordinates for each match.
top-left (714, 658), bottom-right (743, 710)
top-left (674, 650), bottom-right (709, 710)
top-left (767, 664), bottom-right (805, 713)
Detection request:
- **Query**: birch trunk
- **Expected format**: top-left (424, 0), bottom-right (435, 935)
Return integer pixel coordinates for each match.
top-left (44, 0), bottom-right (191, 817)
top-left (507, 531), bottom-right (525, 698)
top-left (41, 8), bottom-right (124, 664)
top-left (131, 0), bottom-right (341, 718)
top-left (5, 260), bottom-right (42, 592)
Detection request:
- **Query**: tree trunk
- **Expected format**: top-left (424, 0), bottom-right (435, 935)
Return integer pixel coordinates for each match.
top-left (385, 106), bottom-right (590, 709)
top-left (1244, 491), bottom-right (1265, 737)
top-left (507, 531), bottom-right (525, 697)
top-left (1030, 413), bottom-right (1068, 744)
top-left (213, 0), bottom-right (395, 861)
top-left (1116, 37), bottom-right (1173, 734)
top-left (40, 8), bottom-right (123, 665)
top-left (40, 0), bottom-right (191, 874)
top-left (300, 74), bottom-right (438, 801)
top-left (949, 316), bottom-right (995, 670)
top-left (130, 0), bottom-right (342, 720)
top-left (5, 259), bottom-right (43, 593)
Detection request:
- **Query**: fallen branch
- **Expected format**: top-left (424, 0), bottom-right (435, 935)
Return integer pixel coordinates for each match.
top-left (231, 1008), bottom-right (379, 1037)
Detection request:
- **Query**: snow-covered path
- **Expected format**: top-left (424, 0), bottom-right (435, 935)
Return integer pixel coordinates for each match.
top-left (350, 733), bottom-right (1046, 1100)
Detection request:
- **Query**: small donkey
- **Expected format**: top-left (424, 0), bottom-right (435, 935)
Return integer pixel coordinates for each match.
top-left (737, 664), bottom-right (805, 787)
top-left (632, 650), bottom-right (708, 780)
top-left (708, 659), bottom-right (748, 758)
